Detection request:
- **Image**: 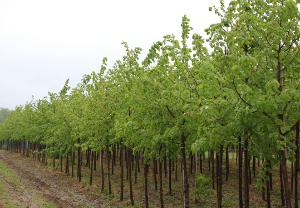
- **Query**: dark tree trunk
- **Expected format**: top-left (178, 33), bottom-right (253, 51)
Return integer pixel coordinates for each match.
top-left (281, 150), bottom-right (292, 208)
top-left (107, 149), bottom-right (112, 195)
top-left (225, 146), bottom-right (229, 181)
top-left (238, 137), bottom-right (243, 208)
top-left (71, 151), bottom-right (75, 177)
top-left (244, 137), bottom-right (249, 208)
top-left (94, 150), bottom-right (97, 171)
top-left (266, 176), bottom-right (271, 208)
top-left (66, 152), bottom-right (69, 175)
top-left (90, 151), bottom-right (94, 185)
top-left (164, 156), bottom-right (167, 178)
top-left (159, 160), bottom-right (164, 208)
top-left (128, 148), bottom-right (134, 205)
top-left (252, 156), bottom-right (256, 177)
top-left (153, 159), bottom-right (158, 190)
top-left (60, 155), bottom-right (63, 172)
top-left (295, 121), bottom-right (299, 208)
top-left (181, 133), bottom-right (189, 208)
top-left (292, 162), bottom-right (294, 194)
top-left (77, 139), bottom-right (81, 182)
top-left (168, 158), bottom-right (172, 195)
top-left (280, 162), bottom-right (285, 206)
top-left (175, 157), bottom-right (178, 181)
top-left (101, 150), bottom-right (105, 192)
top-left (216, 145), bottom-right (223, 208)
top-left (144, 163), bottom-right (149, 208)
top-left (200, 153), bottom-right (203, 173)
top-left (277, 55), bottom-right (292, 208)
top-left (120, 145), bottom-right (124, 201)
top-left (211, 151), bottom-right (215, 189)
top-left (135, 155), bottom-right (138, 184)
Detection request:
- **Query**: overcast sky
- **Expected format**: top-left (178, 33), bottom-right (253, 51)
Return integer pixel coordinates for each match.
top-left (0, 0), bottom-right (222, 109)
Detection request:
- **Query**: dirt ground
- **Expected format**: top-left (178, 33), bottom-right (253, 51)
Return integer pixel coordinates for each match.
top-left (0, 150), bottom-right (294, 208)
top-left (0, 150), bottom-right (108, 208)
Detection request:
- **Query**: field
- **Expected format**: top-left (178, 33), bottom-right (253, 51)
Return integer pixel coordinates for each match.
top-left (0, 149), bottom-right (296, 208)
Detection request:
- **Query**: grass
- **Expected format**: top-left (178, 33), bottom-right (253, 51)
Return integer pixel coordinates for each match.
top-left (0, 160), bottom-right (57, 208)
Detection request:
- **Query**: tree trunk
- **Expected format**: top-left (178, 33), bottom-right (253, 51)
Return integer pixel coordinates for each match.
top-left (120, 145), bottom-right (124, 201)
top-left (66, 152), bottom-right (69, 175)
top-left (295, 121), bottom-right (299, 208)
top-left (90, 151), bottom-right (94, 185)
top-left (101, 150), bottom-right (105, 192)
top-left (200, 153), bottom-right (203, 174)
top-left (266, 176), bottom-right (271, 208)
top-left (144, 163), bottom-right (149, 208)
top-left (60, 155), bottom-right (63, 172)
top-left (128, 148), bottom-right (134, 205)
top-left (168, 158), bottom-right (172, 195)
top-left (277, 48), bottom-right (292, 208)
top-left (244, 137), bottom-right (249, 208)
top-left (216, 145), bottom-right (223, 208)
top-left (107, 149), bottom-right (112, 195)
top-left (225, 146), bottom-right (229, 181)
top-left (252, 156), bottom-right (256, 178)
top-left (281, 149), bottom-right (292, 208)
top-left (153, 159), bottom-right (158, 190)
top-left (71, 151), bottom-right (75, 177)
top-left (181, 133), bottom-right (189, 208)
top-left (159, 160), bottom-right (164, 208)
top-left (238, 137), bottom-right (243, 208)
top-left (211, 151), bottom-right (215, 189)
top-left (280, 162), bottom-right (286, 206)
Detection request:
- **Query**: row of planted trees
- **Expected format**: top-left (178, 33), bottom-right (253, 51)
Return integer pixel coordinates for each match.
top-left (0, 0), bottom-right (300, 207)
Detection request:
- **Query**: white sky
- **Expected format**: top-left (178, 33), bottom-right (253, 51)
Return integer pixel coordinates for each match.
top-left (0, 0), bottom-right (222, 109)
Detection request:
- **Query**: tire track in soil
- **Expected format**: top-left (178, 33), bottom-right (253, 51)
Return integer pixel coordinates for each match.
top-left (0, 173), bottom-right (39, 208)
top-left (0, 151), bottom-right (104, 208)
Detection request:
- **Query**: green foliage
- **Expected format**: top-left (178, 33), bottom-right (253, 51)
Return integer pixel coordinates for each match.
top-left (195, 174), bottom-right (213, 198)
top-left (0, 108), bottom-right (11, 123)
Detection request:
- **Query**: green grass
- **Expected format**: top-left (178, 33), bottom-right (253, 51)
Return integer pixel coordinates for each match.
top-left (0, 160), bottom-right (57, 208)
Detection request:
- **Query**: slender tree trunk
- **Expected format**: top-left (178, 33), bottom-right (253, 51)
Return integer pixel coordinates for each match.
top-left (77, 139), bottom-right (81, 182)
top-left (101, 150), bottom-right (105, 192)
top-left (164, 156), bottom-right (167, 178)
top-left (181, 133), bottom-right (189, 208)
top-left (153, 159), bottom-right (158, 190)
top-left (281, 149), bottom-right (292, 208)
top-left (120, 145), bottom-right (124, 201)
top-left (134, 155), bottom-right (138, 184)
top-left (253, 156), bottom-right (256, 178)
top-left (71, 151), bottom-right (75, 177)
top-left (238, 137), bottom-right (243, 208)
top-left (60, 155), bottom-right (63, 172)
top-left (159, 160), bottom-right (164, 208)
top-left (295, 121), bottom-right (299, 208)
top-left (226, 146), bottom-right (229, 181)
top-left (175, 157), bottom-right (178, 181)
top-left (90, 151), bottom-right (94, 185)
top-left (277, 50), bottom-right (292, 208)
top-left (128, 148), bottom-right (134, 205)
top-left (144, 163), bottom-right (149, 208)
top-left (200, 153), bottom-right (203, 173)
top-left (266, 176), bottom-right (271, 208)
top-left (216, 145), bottom-right (223, 208)
top-left (292, 162), bottom-right (294, 194)
top-left (212, 151), bottom-right (215, 189)
top-left (66, 152), bottom-right (69, 175)
top-left (107, 149), bottom-right (112, 195)
top-left (168, 158), bottom-right (172, 195)
top-left (244, 137), bottom-right (249, 208)
top-left (280, 162), bottom-right (286, 206)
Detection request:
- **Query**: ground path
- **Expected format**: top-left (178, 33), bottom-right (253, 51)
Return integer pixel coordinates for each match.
top-left (0, 150), bottom-right (108, 208)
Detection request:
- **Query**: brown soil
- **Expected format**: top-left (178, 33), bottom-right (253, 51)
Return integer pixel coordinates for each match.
top-left (0, 150), bottom-right (108, 208)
